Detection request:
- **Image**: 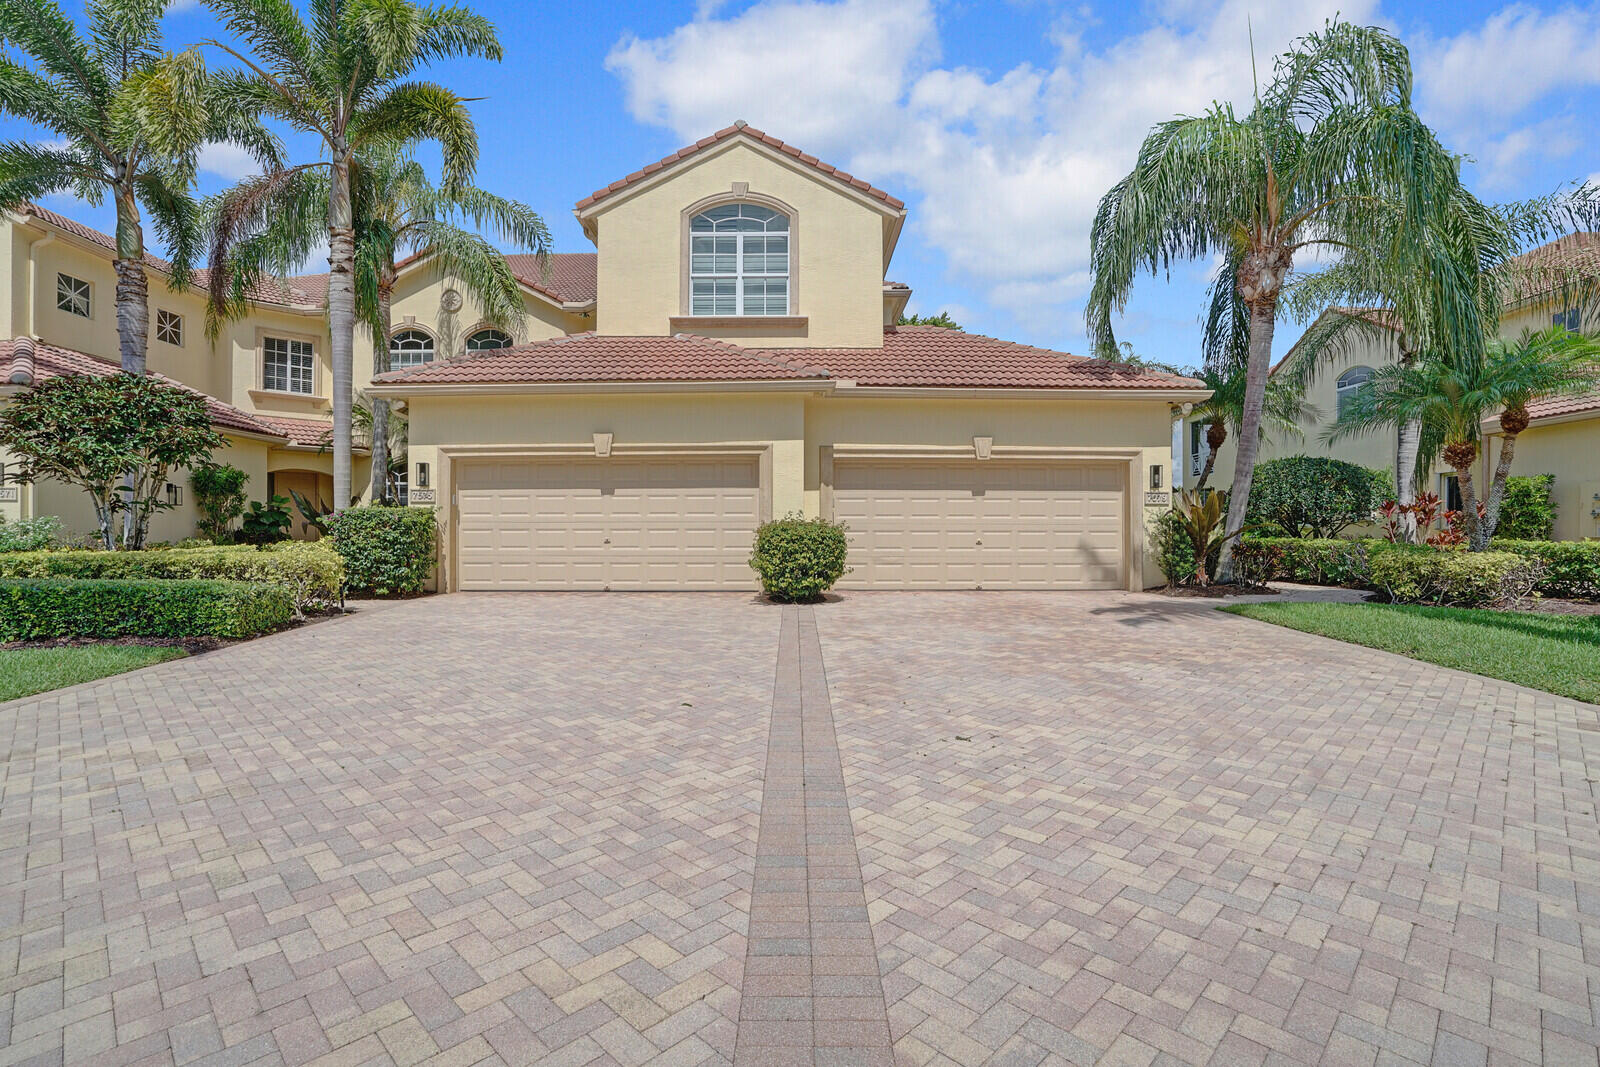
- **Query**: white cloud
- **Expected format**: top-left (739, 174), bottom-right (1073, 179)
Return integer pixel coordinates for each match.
top-left (197, 142), bottom-right (260, 182)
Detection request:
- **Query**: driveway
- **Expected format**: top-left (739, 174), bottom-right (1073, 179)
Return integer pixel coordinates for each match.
top-left (1, 593), bottom-right (1596, 1067)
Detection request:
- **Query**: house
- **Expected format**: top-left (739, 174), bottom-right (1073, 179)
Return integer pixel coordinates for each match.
top-left (1185, 234), bottom-right (1600, 541)
top-left (370, 123), bottom-right (1210, 592)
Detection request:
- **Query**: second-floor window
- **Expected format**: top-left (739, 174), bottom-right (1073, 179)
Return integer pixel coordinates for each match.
top-left (466, 327), bottom-right (512, 352)
top-left (690, 203), bottom-right (789, 316)
top-left (1336, 365), bottom-right (1374, 419)
top-left (390, 328), bottom-right (435, 369)
top-left (1553, 307), bottom-right (1582, 332)
top-left (263, 336), bottom-right (315, 394)
top-left (56, 273), bottom-right (91, 317)
top-left (156, 309), bottom-right (183, 346)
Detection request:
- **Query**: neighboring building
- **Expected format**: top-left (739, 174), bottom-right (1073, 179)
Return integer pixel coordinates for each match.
top-left (1185, 234), bottom-right (1600, 541)
top-left (373, 123), bottom-right (1210, 592)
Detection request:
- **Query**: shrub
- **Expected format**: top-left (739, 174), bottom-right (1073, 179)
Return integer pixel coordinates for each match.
top-left (1368, 546), bottom-right (1545, 608)
top-left (1230, 540), bottom-right (1285, 588)
top-left (0, 516), bottom-right (61, 552)
top-left (0, 578), bottom-right (292, 639)
top-left (1151, 509), bottom-right (1196, 586)
top-left (0, 542), bottom-right (342, 615)
top-left (1236, 537), bottom-right (1375, 585)
top-left (1495, 475), bottom-right (1557, 540)
top-left (749, 514), bottom-right (849, 602)
top-left (327, 506), bottom-right (438, 596)
top-left (1246, 456), bottom-right (1388, 538)
top-left (239, 496), bottom-right (293, 545)
top-left (191, 462), bottom-right (250, 544)
top-left (1492, 539), bottom-right (1600, 599)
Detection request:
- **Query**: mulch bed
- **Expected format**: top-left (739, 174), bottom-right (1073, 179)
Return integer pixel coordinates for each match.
top-left (1517, 598), bottom-right (1600, 617)
top-left (1153, 583), bottom-right (1278, 598)
top-left (1, 634), bottom-right (226, 654)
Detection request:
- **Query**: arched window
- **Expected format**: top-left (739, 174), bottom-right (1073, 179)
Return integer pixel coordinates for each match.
top-left (389, 328), bottom-right (435, 370)
top-left (689, 203), bottom-right (789, 316)
top-left (1336, 365), bottom-right (1374, 418)
top-left (466, 327), bottom-right (512, 352)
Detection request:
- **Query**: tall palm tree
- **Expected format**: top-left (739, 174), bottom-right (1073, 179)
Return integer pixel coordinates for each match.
top-left (1188, 361), bottom-right (1314, 489)
top-left (0, 0), bottom-right (273, 372)
top-left (191, 0), bottom-right (499, 509)
top-left (1087, 20), bottom-right (1482, 575)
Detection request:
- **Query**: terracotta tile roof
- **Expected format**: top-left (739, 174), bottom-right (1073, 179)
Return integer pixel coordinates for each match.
top-left (883, 280), bottom-right (910, 291)
top-left (575, 122), bottom-right (905, 213)
top-left (374, 332), bottom-right (828, 385)
top-left (803, 327), bottom-right (1206, 389)
top-left (1518, 390), bottom-right (1600, 423)
top-left (503, 253), bottom-right (596, 305)
top-left (0, 337), bottom-right (288, 440)
top-left (252, 414), bottom-right (335, 448)
top-left (1507, 232), bottom-right (1600, 303)
top-left (373, 326), bottom-right (1205, 392)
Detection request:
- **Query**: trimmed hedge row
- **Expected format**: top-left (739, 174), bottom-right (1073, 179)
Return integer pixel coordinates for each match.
top-left (327, 507), bottom-right (438, 596)
top-left (1233, 537), bottom-right (1373, 586)
top-left (1368, 547), bottom-right (1545, 608)
top-left (0, 578), bottom-right (293, 640)
top-left (1490, 539), bottom-right (1600, 599)
top-left (0, 542), bottom-right (342, 615)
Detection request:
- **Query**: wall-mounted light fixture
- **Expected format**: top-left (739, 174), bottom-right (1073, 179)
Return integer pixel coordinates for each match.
top-left (1150, 464), bottom-right (1164, 490)
top-left (416, 462), bottom-right (430, 489)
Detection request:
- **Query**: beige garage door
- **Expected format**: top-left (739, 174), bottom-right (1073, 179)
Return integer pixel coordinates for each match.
top-left (834, 459), bottom-right (1127, 589)
top-left (455, 456), bottom-right (760, 590)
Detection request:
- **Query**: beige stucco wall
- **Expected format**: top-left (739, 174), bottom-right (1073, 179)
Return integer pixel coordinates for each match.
top-left (588, 141), bottom-right (888, 348)
top-left (1482, 417), bottom-right (1600, 541)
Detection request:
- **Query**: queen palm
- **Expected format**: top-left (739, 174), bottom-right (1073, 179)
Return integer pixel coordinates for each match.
top-left (0, 0), bottom-right (273, 373)
top-left (1187, 361), bottom-right (1313, 489)
top-left (1087, 20), bottom-right (1481, 575)
top-left (192, 0), bottom-right (500, 509)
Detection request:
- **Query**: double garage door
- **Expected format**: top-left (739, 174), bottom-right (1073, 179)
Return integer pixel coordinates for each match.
top-left (454, 456), bottom-right (1127, 591)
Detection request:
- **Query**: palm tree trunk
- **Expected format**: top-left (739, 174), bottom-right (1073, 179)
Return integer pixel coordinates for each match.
top-left (1219, 302), bottom-right (1277, 578)
top-left (327, 144), bottom-right (356, 511)
top-left (369, 268), bottom-right (395, 503)
top-left (1196, 451), bottom-right (1217, 490)
top-left (1395, 417), bottom-right (1421, 543)
top-left (1480, 433), bottom-right (1518, 545)
top-left (1456, 463), bottom-right (1481, 548)
top-left (113, 185), bottom-right (150, 548)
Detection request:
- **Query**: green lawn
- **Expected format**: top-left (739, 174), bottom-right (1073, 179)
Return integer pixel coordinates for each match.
top-left (1220, 601), bottom-right (1600, 704)
top-left (0, 645), bottom-right (186, 703)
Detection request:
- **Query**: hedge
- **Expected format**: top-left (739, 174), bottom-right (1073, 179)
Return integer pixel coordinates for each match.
top-left (1245, 456), bottom-right (1389, 538)
top-left (0, 542), bottom-right (342, 615)
top-left (1234, 537), bottom-right (1376, 586)
top-left (749, 514), bottom-right (850, 601)
top-left (1491, 539), bottom-right (1600, 599)
top-left (327, 507), bottom-right (438, 596)
top-left (1368, 547), bottom-right (1545, 608)
top-left (0, 578), bottom-right (293, 639)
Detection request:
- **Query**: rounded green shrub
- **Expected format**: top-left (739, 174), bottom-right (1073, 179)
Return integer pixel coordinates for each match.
top-left (1368, 545), bottom-right (1545, 607)
top-left (327, 506), bottom-right (438, 596)
top-left (749, 514), bottom-right (849, 602)
top-left (1246, 456), bottom-right (1388, 538)
top-left (1495, 475), bottom-right (1557, 540)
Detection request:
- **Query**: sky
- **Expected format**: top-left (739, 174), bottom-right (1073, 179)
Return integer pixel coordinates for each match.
top-left (7, 0), bottom-right (1600, 369)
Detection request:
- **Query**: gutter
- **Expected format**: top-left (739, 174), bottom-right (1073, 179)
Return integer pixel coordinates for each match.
top-left (367, 377), bottom-right (1213, 403)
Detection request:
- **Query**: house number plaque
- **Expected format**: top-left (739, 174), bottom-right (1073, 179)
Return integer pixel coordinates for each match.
top-left (0, 488), bottom-right (18, 502)
top-left (410, 489), bottom-right (436, 504)
top-left (1143, 491), bottom-right (1170, 507)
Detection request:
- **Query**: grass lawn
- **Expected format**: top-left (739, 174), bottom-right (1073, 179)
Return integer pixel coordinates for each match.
top-left (0, 645), bottom-right (187, 703)
top-left (1220, 601), bottom-right (1600, 704)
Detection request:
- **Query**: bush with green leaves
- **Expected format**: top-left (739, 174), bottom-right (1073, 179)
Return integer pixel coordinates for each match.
top-left (1494, 475), bottom-right (1557, 540)
top-left (191, 463), bottom-right (251, 544)
top-left (0, 516), bottom-right (61, 553)
top-left (1492, 539), bottom-right (1600, 599)
top-left (239, 496), bottom-right (294, 545)
top-left (0, 578), bottom-right (292, 639)
top-left (1236, 536), bottom-right (1375, 585)
top-left (1368, 546), bottom-right (1544, 607)
top-left (1230, 540), bottom-right (1286, 588)
top-left (1151, 509), bottom-right (1197, 586)
top-left (749, 514), bottom-right (850, 601)
top-left (1245, 456), bottom-right (1388, 538)
top-left (327, 507), bottom-right (438, 596)
top-left (0, 542), bottom-right (342, 616)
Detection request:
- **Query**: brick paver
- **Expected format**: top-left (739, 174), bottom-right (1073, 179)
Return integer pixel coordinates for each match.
top-left (2, 590), bottom-right (1599, 1067)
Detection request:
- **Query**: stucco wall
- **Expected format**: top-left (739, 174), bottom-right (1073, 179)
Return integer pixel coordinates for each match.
top-left (589, 142), bottom-right (887, 348)
top-left (1482, 418), bottom-right (1600, 541)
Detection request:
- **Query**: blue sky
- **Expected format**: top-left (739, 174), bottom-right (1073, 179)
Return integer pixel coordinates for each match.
top-left (8, 0), bottom-right (1600, 367)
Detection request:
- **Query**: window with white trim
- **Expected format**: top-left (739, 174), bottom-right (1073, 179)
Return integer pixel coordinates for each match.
top-left (466, 327), bottom-right (512, 352)
top-left (56, 273), bottom-right (90, 317)
top-left (262, 335), bottom-right (315, 394)
top-left (1336, 365), bottom-right (1375, 418)
top-left (155, 309), bottom-right (183, 346)
top-left (1553, 306), bottom-right (1582, 332)
top-left (689, 203), bottom-right (789, 316)
top-left (389, 328), bottom-right (435, 369)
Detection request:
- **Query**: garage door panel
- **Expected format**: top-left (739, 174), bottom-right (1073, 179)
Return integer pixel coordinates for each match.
top-left (836, 459), bottom-right (1126, 590)
top-left (456, 456), bottom-right (759, 590)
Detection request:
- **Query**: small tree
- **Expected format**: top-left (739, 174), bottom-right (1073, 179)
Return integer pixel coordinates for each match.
top-left (896, 311), bottom-right (961, 329)
top-left (1245, 456), bottom-right (1388, 538)
top-left (0, 374), bottom-right (223, 549)
top-left (191, 462), bottom-right (250, 543)
top-left (1496, 475), bottom-right (1557, 540)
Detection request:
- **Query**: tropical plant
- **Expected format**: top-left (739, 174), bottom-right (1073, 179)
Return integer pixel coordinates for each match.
top-left (896, 311), bottom-right (961, 329)
top-left (0, 0), bottom-right (273, 374)
top-left (1088, 20), bottom-right (1485, 577)
top-left (1168, 490), bottom-right (1235, 587)
top-left (1188, 362), bottom-right (1314, 488)
top-left (190, 0), bottom-right (501, 511)
top-left (0, 374), bottom-right (223, 549)
top-left (1495, 474), bottom-right (1557, 540)
top-left (239, 495), bottom-right (292, 545)
top-left (190, 461), bottom-right (250, 543)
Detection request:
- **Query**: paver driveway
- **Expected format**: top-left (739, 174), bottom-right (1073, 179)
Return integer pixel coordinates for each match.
top-left (1, 592), bottom-right (1598, 1067)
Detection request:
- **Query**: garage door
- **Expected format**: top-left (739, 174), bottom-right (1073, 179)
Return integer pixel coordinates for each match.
top-left (455, 456), bottom-right (760, 590)
top-left (833, 459), bottom-right (1127, 589)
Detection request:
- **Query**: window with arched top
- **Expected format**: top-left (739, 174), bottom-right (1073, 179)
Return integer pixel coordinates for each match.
top-left (389, 328), bottom-right (435, 370)
top-left (466, 328), bottom-right (512, 352)
top-left (689, 203), bottom-right (789, 316)
top-left (1336, 365), bottom-right (1374, 418)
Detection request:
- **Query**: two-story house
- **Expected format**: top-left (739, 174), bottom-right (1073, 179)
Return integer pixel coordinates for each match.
top-left (371, 123), bottom-right (1210, 591)
top-left (1185, 233), bottom-right (1600, 541)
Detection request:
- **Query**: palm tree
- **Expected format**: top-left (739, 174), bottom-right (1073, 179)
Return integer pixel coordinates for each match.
top-left (1087, 20), bottom-right (1482, 575)
top-left (1188, 361), bottom-right (1314, 489)
top-left (191, 0), bottom-right (500, 509)
top-left (0, 0), bottom-right (273, 373)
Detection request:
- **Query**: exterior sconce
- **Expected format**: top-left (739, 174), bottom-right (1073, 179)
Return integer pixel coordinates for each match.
top-left (1150, 464), bottom-right (1164, 490)
top-left (416, 462), bottom-right (430, 489)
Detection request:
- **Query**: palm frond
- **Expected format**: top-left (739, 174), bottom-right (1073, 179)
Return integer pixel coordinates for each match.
top-left (0, 140), bottom-right (99, 207)
top-left (0, 0), bottom-right (109, 106)
top-left (350, 80), bottom-right (479, 188)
